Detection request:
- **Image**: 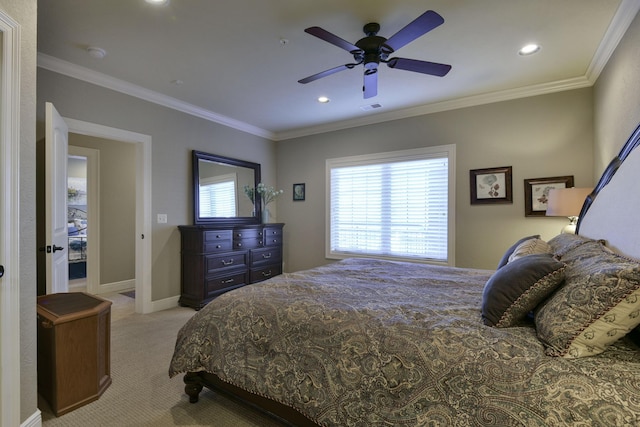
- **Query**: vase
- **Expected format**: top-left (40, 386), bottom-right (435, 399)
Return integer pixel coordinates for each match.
top-left (261, 209), bottom-right (270, 224)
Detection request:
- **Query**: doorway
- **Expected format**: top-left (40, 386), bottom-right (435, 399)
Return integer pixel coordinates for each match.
top-left (64, 118), bottom-right (153, 314)
top-left (67, 146), bottom-right (100, 295)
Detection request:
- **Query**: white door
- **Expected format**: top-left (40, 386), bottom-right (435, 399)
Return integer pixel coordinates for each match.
top-left (45, 102), bottom-right (70, 294)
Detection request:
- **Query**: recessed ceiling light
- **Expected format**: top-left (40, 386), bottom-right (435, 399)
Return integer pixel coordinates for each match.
top-left (145, 0), bottom-right (169, 5)
top-left (318, 96), bottom-right (330, 103)
top-left (519, 44), bottom-right (541, 56)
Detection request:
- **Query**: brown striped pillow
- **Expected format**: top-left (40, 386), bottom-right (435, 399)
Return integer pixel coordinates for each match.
top-left (483, 253), bottom-right (566, 327)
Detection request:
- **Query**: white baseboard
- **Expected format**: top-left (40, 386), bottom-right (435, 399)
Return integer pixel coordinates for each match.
top-left (22, 409), bottom-right (41, 427)
top-left (94, 279), bottom-right (135, 295)
top-left (150, 295), bottom-right (180, 312)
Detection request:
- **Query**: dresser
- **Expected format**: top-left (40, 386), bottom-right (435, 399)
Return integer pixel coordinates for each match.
top-left (178, 223), bottom-right (284, 310)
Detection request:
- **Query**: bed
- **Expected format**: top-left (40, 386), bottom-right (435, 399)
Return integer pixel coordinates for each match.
top-left (169, 124), bottom-right (640, 426)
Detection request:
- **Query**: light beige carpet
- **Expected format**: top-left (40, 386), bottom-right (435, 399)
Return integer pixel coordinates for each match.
top-left (39, 294), bottom-right (286, 427)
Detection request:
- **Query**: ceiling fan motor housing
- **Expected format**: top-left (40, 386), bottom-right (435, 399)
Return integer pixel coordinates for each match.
top-left (355, 23), bottom-right (390, 69)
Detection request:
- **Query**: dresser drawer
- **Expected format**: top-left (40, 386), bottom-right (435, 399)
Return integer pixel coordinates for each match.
top-left (203, 230), bottom-right (233, 252)
top-left (263, 227), bottom-right (283, 246)
top-left (233, 228), bottom-right (263, 240)
top-left (250, 264), bottom-right (282, 283)
top-left (250, 247), bottom-right (282, 268)
top-left (233, 238), bottom-right (263, 250)
top-left (205, 252), bottom-right (247, 274)
top-left (205, 271), bottom-right (248, 297)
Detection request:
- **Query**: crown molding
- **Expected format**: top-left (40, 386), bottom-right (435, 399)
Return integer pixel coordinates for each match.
top-left (585, 0), bottom-right (640, 80)
top-left (275, 76), bottom-right (592, 140)
top-left (37, 53), bottom-right (275, 140)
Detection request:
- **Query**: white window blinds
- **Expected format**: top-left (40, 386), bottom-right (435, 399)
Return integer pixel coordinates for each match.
top-left (327, 146), bottom-right (454, 264)
top-left (199, 173), bottom-right (237, 217)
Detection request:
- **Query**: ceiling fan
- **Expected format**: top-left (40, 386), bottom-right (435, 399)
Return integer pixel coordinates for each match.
top-left (298, 10), bottom-right (452, 99)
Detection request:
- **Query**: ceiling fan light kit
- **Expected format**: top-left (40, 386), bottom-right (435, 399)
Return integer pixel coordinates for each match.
top-left (298, 10), bottom-right (452, 99)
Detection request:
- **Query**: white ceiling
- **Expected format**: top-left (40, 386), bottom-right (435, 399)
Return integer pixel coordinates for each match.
top-left (37, 0), bottom-right (638, 140)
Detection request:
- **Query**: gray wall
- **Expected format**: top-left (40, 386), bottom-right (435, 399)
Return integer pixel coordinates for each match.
top-left (36, 69), bottom-right (277, 301)
top-left (594, 11), bottom-right (640, 176)
top-left (276, 89), bottom-right (594, 272)
top-left (2, 0), bottom-right (39, 422)
top-left (70, 134), bottom-right (136, 285)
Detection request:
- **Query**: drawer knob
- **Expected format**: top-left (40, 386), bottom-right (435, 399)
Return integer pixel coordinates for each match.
top-left (237, 233), bottom-right (242, 237)
top-left (216, 245), bottom-right (222, 249)
top-left (237, 242), bottom-right (242, 247)
top-left (221, 278), bottom-right (235, 284)
top-left (216, 235), bottom-right (221, 238)
top-left (262, 270), bottom-right (272, 277)
top-left (262, 253), bottom-right (272, 259)
top-left (221, 259), bottom-right (234, 266)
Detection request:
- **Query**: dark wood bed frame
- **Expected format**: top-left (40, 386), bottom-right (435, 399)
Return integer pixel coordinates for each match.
top-left (182, 121), bottom-right (640, 426)
top-left (184, 371), bottom-right (319, 426)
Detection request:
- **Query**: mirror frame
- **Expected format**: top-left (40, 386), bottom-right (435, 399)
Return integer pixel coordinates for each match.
top-left (193, 150), bottom-right (261, 225)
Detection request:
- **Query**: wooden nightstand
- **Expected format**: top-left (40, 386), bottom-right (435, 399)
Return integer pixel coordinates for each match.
top-left (37, 292), bottom-right (112, 416)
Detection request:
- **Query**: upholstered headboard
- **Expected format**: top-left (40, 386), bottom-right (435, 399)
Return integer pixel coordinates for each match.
top-left (577, 123), bottom-right (640, 260)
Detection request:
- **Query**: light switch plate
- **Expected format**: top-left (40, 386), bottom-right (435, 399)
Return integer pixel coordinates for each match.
top-left (157, 213), bottom-right (167, 224)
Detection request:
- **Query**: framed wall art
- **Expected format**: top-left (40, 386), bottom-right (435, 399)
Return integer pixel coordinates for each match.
top-left (524, 175), bottom-right (574, 217)
top-left (470, 166), bottom-right (513, 205)
top-left (293, 183), bottom-right (305, 201)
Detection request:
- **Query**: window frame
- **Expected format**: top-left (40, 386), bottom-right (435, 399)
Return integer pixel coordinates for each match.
top-left (325, 145), bottom-right (456, 266)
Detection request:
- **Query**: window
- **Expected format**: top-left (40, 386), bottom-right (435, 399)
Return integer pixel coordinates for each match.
top-left (326, 145), bottom-right (455, 265)
top-left (199, 173), bottom-right (238, 217)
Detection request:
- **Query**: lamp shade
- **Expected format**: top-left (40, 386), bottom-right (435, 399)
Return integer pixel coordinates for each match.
top-left (545, 187), bottom-right (592, 217)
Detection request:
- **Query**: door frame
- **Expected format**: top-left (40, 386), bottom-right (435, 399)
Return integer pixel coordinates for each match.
top-left (64, 118), bottom-right (153, 314)
top-left (0, 10), bottom-right (22, 427)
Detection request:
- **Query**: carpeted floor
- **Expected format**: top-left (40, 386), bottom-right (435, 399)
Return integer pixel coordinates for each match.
top-left (39, 294), bottom-right (286, 427)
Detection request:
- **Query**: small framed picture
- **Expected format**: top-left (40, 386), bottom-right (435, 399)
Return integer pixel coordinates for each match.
top-left (470, 166), bottom-right (513, 205)
top-left (293, 183), bottom-right (305, 201)
top-left (524, 175), bottom-right (574, 217)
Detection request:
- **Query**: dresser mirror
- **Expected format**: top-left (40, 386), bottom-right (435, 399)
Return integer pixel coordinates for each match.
top-left (193, 150), bottom-right (261, 225)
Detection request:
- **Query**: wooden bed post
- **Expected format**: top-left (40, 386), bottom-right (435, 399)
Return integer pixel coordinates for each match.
top-left (183, 372), bottom-right (203, 403)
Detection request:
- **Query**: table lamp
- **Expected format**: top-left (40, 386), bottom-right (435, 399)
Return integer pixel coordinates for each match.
top-left (545, 187), bottom-right (592, 234)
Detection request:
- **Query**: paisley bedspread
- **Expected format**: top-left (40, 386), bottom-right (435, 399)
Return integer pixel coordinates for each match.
top-left (169, 258), bottom-right (640, 426)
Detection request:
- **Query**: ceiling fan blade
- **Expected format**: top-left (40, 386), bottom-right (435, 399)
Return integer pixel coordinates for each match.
top-left (304, 26), bottom-right (361, 53)
top-left (298, 64), bottom-right (353, 84)
top-left (384, 10), bottom-right (444, 52)
top-left (387, 57), bottom-right (451, 77)
top-left (363, 70), bottom-right (378, 99)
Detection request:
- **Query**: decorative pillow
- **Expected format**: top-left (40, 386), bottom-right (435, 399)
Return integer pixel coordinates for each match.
top-left (535, 241), bottom-right (640, 358)
top-left (507, 238), bottom-right (551, 263)
top-left (482, 253), bottom-right (566, 327)
top-left (496, 235), bottom-right (540, 269)
top-left (547, 233), bottom-right (600, 257)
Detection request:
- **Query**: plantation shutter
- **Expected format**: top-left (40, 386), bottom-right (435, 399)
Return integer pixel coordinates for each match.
top-left (328, 149), bottom-right (450, 263)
